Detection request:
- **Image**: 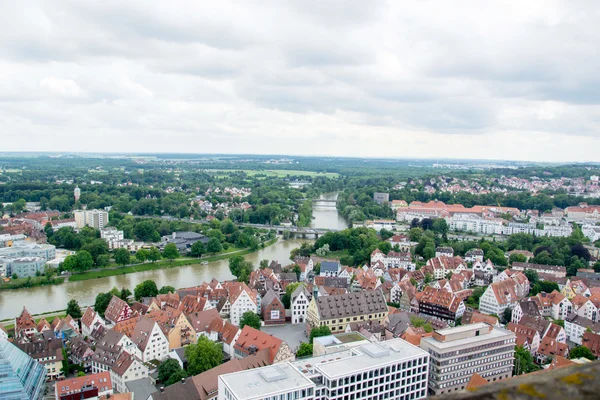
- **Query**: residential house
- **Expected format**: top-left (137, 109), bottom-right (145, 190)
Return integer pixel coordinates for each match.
top-left (415, 286), bottom-right (465, 323)
top-left (14, 307), bottom-right (37, 342)
top-left (291, 285), bottom-right (311, 324)
top-left (16, 338), bottom-right (64, 380)
top-left (465, 249), bottom-right (484, 263)
top-left (261, 290), bottom-right (285, 325)
top-left (571, 295), bottom-right (599, 322)
top-left (130, 316), bottom-right (170, 362)
top-left (104, 296), bottom-right (134, 325)
top-left (233, 326), bottom-right (294, 364)
top-left (110, 351), bottom-right (148, 394)
top-left (512, 262), bottom-right (567, 278)
top-left (511, 300), bottom-right (541, 324)
top-left (562, 279), bottom-right (591, 299)
top-left (536, 337), bottom-right (569, 364)
top-left (81, 307), bottom-right (105, 338)
top-left (55, 371), bottom-right (112, 400)
top-left (69, 337), bottom-right (95, 372)
top-left (506, 322), bottom-right (541, 355)
top-left (306, 290), bottom-right (388, 333)
top-left (565, 314), bottom-right (600, 344)
top-left (435, 247), bottom-right (454, 258)
top-left (472, 259), bottom-right (497, 286)
top-left (479, 271), bottom-right (529, 316)
top-left (319, 261), bottom-right (340, 277)
top-left (423, 256), bottom-right (467, 279)
top-left (581, 331), bottom-right (600, 358)
top-left (146, 309), bottom-right (197, 350)
top-left (227, 283), bottom-right (259, 326)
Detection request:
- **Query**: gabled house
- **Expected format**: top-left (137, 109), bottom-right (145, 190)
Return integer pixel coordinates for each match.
top-left (228, 283), bottom-right (259, 326)
top-left (319, 261), bottom-right (340, 277)
top-left (565, 314), bottom-right (600, 344)
top-left (479, 271), bottom-right (529, 316)
top-left (562, 279), bottom-right (591, 299)
top-left (260, 290), bottom-right (285, 325)
top-left (104, 296), bottom-right (134, 325)
top-left (506, 322), bottom-right (541, 355)
top-left (536, 337), bottom-right (569, 364)
top-left (130, 316), bottom-right (169, 362)
top-left (81, 307), bottom-right (105, 337)
top-left (511, 300), bottom-right (541, 324)
top-left (415, 286), bottom-right (465, 323)
top-left (69, 337), bottom-right (95, 372)
top-left (110, 351), bottom-right (148, 393)
top-left (233, 326), bottom-right (294, 364)
top-left (14, 307), bottom-right (37, 342)
top-left (291, 285), bottom-right (311, 324)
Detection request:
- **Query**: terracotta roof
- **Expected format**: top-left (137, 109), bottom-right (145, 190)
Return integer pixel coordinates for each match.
top-left (537, 336), bottom-right (568, 358)
top-left (15, 307), bottom-right (36, 333)
top-left (56, 371), bottom-right (112, 397)
top-left (104, 295), bottom-right (131, 323)
top-left (113, 317), bottom-right (139, 338)
top-left (233, 326), bottom-right (284, 363)
top-left (570, 294), bottom-right (589, 309)
top-left (462, 310), bottom-right (498, 326)
top-left (81, 307), bottom-right (97, 328)
top-left (111, 351), bottom-right (141, 376)
top-left (416, 286), bottom-right (463, 313)
top-left (506, 322), bottom-right (539, 347)
top-left (186, 309), bottom-right (222, 333)
top-left (582, 331), bottom-right (600, 357)
top-left (36, 318), bottom-right (51, 332)
top-left (466, 373), bottom-right (489, 390)
top-left (545, 355), bottom-right (575, 371)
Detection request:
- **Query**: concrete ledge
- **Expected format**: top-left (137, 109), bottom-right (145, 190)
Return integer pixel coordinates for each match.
top-left (432, 361), bottom-right (600, 400)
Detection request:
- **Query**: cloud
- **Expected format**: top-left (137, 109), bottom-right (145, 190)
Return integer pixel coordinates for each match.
top-left (0, 0), bottom-right (599, 161)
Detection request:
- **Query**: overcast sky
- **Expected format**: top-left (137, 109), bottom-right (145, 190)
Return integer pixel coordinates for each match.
top-left (1, 1), bottom-right (599, 162)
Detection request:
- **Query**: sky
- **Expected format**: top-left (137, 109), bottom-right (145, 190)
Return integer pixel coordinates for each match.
top-left (1, 1), bottom-right (600, 162)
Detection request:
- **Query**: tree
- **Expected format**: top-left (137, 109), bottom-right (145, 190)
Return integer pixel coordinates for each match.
top-left (148, 246), bottom-right (162, 263)
top-left (96, 254), bottom-right (110, 267)
top-left (94, 292), bottom-right (113, 318)
top-left (514, 345), bottom-right (540, 375)
top-left (134, 280), bottom-right (159, 301)
top-left (185, 336), bottom-right (222, 376)
top-left (190, 241), bottom-right (206, 257)
top-left (296, 343), bottom-right (313, 358)
top-left (114, 248), bottom-right (131, 266)
top-left (509, 253), bottom-right (527, 265)
top-left (293, 264), bottom-right (302, 281)
top-left (75, 250), bottom-right (94, 271)
top-left (309, 326), bottom-right (332, 343)
top-left (570, 346), bottom-right (596, 361)
top-left (159, 285), bottom-right (176, 294)
top-left (135, 248), bottom-right (149, 263)
top-left (120, 287), bottom-right (132, 301)
top-left (315, 244), bottom-right (330, 257)
top-left (166, 370), bottom-right (188, 386)
top-left (207, 237), bottom-right (222, 254)
top-left (158, 358), bottom-right (183, 384)
top-left (240, 311), bottom-right (261, 330)
top-left (163, 243), bottom-right (180, 260)
top-left (66, 299), bottom-right (82, 319)
top-left (524, 269), bottom-right (539, 285)
top-left (134, 220), bottom-right (160, 242)
top-left (61, 255), bottom-right (78, 271)
top-left (379, 228), bottom-right (394, 241)
top-left (259, 259), bottom-right (269, 269)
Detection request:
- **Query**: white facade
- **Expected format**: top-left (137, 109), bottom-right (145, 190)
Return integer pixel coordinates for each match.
top-left (230, 290), bottom-right (258, 326)
top-left (141, 322), bottom-right (169, 362)
top-left (74, 209), bottom-right (109, 229)
top-left (110, 356), bottom-right (148, 393)
top-left (291, 290), bottom-right (310, 324)
top-left (219, 339), bottom-right (429, 400)
top-left (420, 324), bottom-right (515, 395)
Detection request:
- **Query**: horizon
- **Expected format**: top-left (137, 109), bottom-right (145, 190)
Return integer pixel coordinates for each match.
top-left (1, 2), bottom-right (600, 161)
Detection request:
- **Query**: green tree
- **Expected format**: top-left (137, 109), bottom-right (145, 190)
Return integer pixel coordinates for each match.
top-left (524, 269), bottom-right (539, 285)
top-left (120, 287), bottom-right (132, 301)
top-left (501, 308), bottom-right (513, 324)
top-left (309, 326), bottom-right (332, 343)
top-left (134, 220), bottom-right (160, 242)
top-left (163, 243), bottom-right (180, 260)
top-left (159, 285), bottom-right (176, 294)
top-left (259, 259), bottom-right (269, 269)
top-left (570, 346), bottom-right (596, 360)
top-left (185, 336), bottom-right (222, 376)
top-left (66, 299), bottom-right (82, 319)
top-left (96, 254), bottom-right (110, 267)
top-left (94, 292), bottom-right (113, 318)
top-left (61, 255), bottom-right (78, 271)
top-left (134, 280), bottom-right (159, 300)
top-left (509, 253), bottom-right (527, 265)
top-left (135, 248), bottom-right (149, 263)
top-left (190, 241), bottom-right (206, 257)
top-left (240, 311), bottom-right (261, 330)
top-left (514, 345), bottom-right (540, 375)
top-left (158, 358), bottom-right (184, 384)
top-left (148, 246), bottom-right (162, 263)
top-left (75, 250), bottom-right (94, 271)
top-left (166, 370), bottom-right (188, 386)
top-left (114, 248), bottom-right (131, 266)
top-left (207, 237), bottom-right (223, 254)
top-left (296, 343), bottom-right (313, 358)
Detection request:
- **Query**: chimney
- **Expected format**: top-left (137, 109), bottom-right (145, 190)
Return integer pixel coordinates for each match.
top-left (182, 378), bottom-right (186, 384)
top-left (160, 387), bottom-right (165, 393)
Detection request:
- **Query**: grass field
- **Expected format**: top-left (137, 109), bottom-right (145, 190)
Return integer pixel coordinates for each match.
top-left (206, 169), bottom-right (339, 178)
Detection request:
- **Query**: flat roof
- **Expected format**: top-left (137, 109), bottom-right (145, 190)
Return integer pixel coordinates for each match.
top-left (422, 326), bottom-right (514, 350)
top-left (435, 322), bottom-right (489, 336)
top-left (220, 363), bottom-right (314, 399)
top-left (292, 338), bottom-right (427, 379)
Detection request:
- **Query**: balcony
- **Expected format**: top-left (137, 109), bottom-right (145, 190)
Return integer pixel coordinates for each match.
top-left (434, 361), bottom-right (600, 400)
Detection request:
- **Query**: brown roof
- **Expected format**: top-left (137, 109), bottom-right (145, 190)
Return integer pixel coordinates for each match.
top-left (187, 309), bottom-right (223, 333)
top-left (506, 322), bottom-right (539, 346)
top-left (81, 307), bottom-right (97, 328)
top-left (113, 317), bottom-right (139, 339)
top-left (15, 307), bottom-right (36, 333)
top-left (537, 336), bottom-right (569, 358)
top-left (179, 295), bottom-right (209, 314)
top-left (582, 331), bottom-right (600, 357)
top-left (416, 286), bottom-right (463, 313)
top-left (462, 310), bottom-right (498, 326)
top-left (519, 315), bottom-right (551, 338)
top-left (315, 290), bottom-right (388, 320)
top-left (233, 326), bottom-right (284, 363)
top-left (104, 295), bottom-right (131, 323)
top-left (36, 318), bottom-right (51, 332)
top-left (17, 338), bottom-right (64, 364)
top-left (131, 316), bottom-right (158, 352)
top-left (56, 371), bottom-right (112, 397)
top-left (466, 373), bottom-right (489, 390)
top-left (111, 351), bottom-right (141, 376)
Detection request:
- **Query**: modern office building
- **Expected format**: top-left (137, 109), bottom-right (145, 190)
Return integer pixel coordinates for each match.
top-left (420, 323), bottom-right (515, 396)
top-left (0, 339), bottom-right (47, 400)
top-left (74, 209), bottom-right (109, 229)
top-left (218, 338), bottom-right (429, 400)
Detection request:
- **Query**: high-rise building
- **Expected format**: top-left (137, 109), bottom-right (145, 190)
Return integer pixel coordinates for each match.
top-left (74, 209), bottom-right (109, 230)
top-left (74, 186), bottom-right (81, 202)
top-left (218, 338), bottom-right (430, 400)
top-left (0, 340), bottom-right (46, 400)
top-left (419, 323), bottom-right (515, 396)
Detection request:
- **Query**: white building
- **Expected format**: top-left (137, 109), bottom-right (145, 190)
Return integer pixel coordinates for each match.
top-left (100, 228), bottom-right (124, 246)
top-left (479, 271), bottom-right (529, 316)
top-left (564, 314), bottom-right (600, 345)
top-left (219, 338), bottom-right (429, 400)
top-left (228, 283), bottom-right (259, 326)
top-left (420, 323), bottom-right (515, 395)
top-left (132, 317), bottom-right (169, 362)
top-left (74, 209), bottom-right (109, 229)
top-left (110, 351), bottom-right (148, 393)
top-left (291, 286), bottom-right (311, 324)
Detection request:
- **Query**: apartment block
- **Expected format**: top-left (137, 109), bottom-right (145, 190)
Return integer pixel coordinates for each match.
top-left (74, 209), bottom-right (109, 229)
top-left (219, 338), bottom-right (429, 400)
top-left (420, 323), bottom-right (515, 395)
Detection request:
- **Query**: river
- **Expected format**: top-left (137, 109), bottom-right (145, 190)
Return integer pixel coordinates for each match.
top-left (0, 193), bottom-right (348, 320)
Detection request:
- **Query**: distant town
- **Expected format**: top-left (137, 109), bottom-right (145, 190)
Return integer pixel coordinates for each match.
top-left (1, 155), bottom-right (600, 400)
